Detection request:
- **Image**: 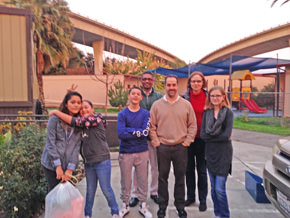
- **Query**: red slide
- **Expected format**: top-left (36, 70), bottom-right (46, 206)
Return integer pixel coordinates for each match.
top-left (241, 100), bottom-right (267, 113)
top-left (249, 99), bottom-right (268, 113)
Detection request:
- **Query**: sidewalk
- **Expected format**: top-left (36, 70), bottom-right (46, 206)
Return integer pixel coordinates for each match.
top-left (73, 129), bottom-right (286, 218)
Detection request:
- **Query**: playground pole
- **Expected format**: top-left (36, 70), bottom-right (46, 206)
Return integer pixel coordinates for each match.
top-left (229, 54), bottom-right (233, 107)
top-left (188, 61), bottom-right (191, 78)
top-left (276, 54), bottom-right (280, 117)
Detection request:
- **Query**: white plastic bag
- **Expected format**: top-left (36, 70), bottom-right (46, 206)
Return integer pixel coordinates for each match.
top-left (45, 182), bottom-right (84, 218)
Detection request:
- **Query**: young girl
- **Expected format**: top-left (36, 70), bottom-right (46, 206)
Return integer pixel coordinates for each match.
top-left (50, 100), bottom-right (120, 218)
top-left (41, 91), bottom-right (83, 192)
top-left (200, 86), bottom-right (233, 218)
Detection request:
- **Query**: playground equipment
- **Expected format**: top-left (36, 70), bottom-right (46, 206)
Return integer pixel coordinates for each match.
top-left (231, 70), bottom-right (267, 113)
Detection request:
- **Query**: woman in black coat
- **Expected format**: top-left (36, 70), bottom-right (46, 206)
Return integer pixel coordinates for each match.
top-left (200, 86), bottom-right (233, 218)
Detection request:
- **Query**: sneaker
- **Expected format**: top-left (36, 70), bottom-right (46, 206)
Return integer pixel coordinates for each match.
top-left (157, 208), bottom-right (166, 218)
top-left (112, 214), bottom-right (121, 218)
top-left (139, 202), bottom-right (153, 218)
top-left (119, 203), bottom-right (130, 218)
top-left (129, 197), bottom-right (139, 207)
top-left (199, 202), bottom-right (207, 211)
top-left (177, 208), bottom-right (187, 218)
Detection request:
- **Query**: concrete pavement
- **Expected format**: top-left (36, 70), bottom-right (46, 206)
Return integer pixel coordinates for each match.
top-left (72, 129), bottom-right (289, 218)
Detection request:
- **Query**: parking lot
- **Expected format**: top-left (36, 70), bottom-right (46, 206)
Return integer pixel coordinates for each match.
top-left (73, 129), bottom-right (289, 218)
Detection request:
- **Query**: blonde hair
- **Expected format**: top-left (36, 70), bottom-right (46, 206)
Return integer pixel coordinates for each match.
top-left (204, 86), bottom-right (231, 110)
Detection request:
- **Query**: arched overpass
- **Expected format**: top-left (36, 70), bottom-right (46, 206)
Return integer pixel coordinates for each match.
top-left (198, 23), bottom-right (290, 117)
top-left (68, 12), bottom-right (183, 74)
top-left (199, 22), bottom-right (290, 63)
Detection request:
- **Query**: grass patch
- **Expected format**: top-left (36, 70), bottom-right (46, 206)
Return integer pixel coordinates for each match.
top-left (109, 146), bottom-right (119, 152)
top-left (234, 116), bottom-right (290, 136)
top-left (94, 108), bottom-right (120, 113)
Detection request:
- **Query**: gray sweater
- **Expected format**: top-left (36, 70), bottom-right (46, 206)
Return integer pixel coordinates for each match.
top-left (41, 115), bottom-right (82, 171)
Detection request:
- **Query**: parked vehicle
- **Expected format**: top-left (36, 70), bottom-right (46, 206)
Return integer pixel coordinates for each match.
top-left (263, 139), bottom-right (290, 218)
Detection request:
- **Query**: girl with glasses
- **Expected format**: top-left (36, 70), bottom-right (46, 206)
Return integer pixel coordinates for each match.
top-left (183, 71), bottom-right (208, 212)
top-left (200, 86), bottom-right (233, 218)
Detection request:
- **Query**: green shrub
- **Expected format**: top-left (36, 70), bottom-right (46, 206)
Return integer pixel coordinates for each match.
top-left (108, 80), bottom-right (128, 110)
top-left (0, 125), bottom-right (47, 218)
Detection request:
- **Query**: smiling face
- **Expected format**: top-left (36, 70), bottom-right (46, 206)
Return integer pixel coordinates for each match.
top-left (80, 101), bottom-right (94, 116)
top-left (66, 95), bottom-right (82, 115)
top-left (190, 74), bottom-right (203, 93)
top-left (128, 87), bottom-right (142, 105)
top-left (209, 89), bottom-right (225, 107)
top-left (165, 77), bottom-right (178, 98)
top-left (141, 73), bottom-right (154, 91)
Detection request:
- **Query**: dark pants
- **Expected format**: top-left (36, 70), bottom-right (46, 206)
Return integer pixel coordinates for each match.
top-left (186, 138), bottom-right (208, 203)
top-left (157, 143), bottom-right (187, 210)
top-left (43, 166), bottom-right (61, 192)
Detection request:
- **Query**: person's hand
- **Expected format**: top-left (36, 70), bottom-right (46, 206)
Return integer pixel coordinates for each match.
top-left (182, 142), bottom-right (190, 147)
top-left (152, 143), bottom-right (160, 147)
top-left (229, 134), bottom-right (232, 140)
top-left (67, 84), bottom-right (78, 93)
top-left (48, 110), bottom-right (58, 117)
top-left (62, 169), bottom-right (73, 182)
top-left (56, 166), bottom-right (64, 180)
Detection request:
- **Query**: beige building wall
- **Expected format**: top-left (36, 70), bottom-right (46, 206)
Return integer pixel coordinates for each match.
top-left (0, 14), bottom-right (28, 101)
top-left (43, 74), bottom-right (275, 109)
top-left (43, 75), bottom-right (140, 108)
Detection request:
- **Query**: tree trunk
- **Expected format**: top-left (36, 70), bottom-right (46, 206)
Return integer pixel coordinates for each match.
top-left (36, 49), bottom-right (47, 113)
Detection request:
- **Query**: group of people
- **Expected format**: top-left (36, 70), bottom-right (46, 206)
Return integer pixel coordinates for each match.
top-left (41, 70), bottom-right (233, 218)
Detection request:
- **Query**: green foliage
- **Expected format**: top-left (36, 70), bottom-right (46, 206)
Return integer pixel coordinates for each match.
top-left (252, 83), bottom-right (275, 109)
top-left (7, 0), bottom-right (85, 74)
top-left (94, 108), bottom-right (120, 114)
top-left (0, 125), bottom-right (47, 218)
top-left (0, 131), bottom-right (12, 147)
top-left (108, 80), bottom-right (128, 109)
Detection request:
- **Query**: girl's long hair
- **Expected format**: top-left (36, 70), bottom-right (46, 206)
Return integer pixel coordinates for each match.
top-left (59, 91), bottom-right (82, 116)
top-left (204, 86), bottom-right (231, 110)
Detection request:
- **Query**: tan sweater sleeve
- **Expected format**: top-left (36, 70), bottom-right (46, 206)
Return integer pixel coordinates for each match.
top-left (149, 103), bottom-right (160, 146)
top-left (184, 102), bottom-right (197, 145)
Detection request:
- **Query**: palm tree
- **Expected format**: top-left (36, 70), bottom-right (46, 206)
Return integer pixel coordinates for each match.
top-left (7, 0), bottom-right (79, 111)
top-left (271, 0), bottom-right (290, 6)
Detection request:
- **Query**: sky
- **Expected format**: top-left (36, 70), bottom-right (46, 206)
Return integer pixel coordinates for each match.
top-left (66, 0), bottom-right (290, 63)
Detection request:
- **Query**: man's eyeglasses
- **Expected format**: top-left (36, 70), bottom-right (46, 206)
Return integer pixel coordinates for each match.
top-left (210, 95), bottom-right (223, 98)
top-left (190, 80), bottom-right (202, 83)
top-left (142, 78), bottom-right (153, 81)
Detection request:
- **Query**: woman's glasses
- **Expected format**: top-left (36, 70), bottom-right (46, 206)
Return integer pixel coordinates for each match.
top-left (210, 95), bottom-right (223, 98)
top-left (190, 80), bottom-right (202, 83)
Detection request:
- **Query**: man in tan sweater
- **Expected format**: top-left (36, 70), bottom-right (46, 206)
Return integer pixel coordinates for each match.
top-left (150, 75), bottom-right (197, 218)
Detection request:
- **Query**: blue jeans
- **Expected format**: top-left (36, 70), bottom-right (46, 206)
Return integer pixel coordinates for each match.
top-left (208, 171), bottom-right (230, 218)
top-left (84, 159), bottom-right (119, 216)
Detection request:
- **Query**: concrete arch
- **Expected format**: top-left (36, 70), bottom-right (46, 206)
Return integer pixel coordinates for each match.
top-left (198, 23), bottom-right (290, 117)
top-left (198, 22), bottom-right (290, 63)
top-left (68, 12), bottom-right (184, 74)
